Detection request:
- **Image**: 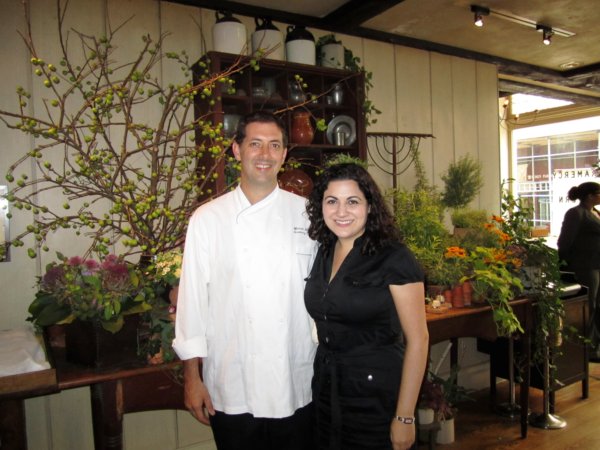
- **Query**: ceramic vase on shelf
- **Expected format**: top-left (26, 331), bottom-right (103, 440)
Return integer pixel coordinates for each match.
top-left (278, 168), bottom-right (314, 197)
top-left (251, 17), bottom-right (284, 60)
top-left (320, 42), bottom-right (344, 68)
top-left (212, 11), bottom-right (247, 55)
top-left (285, 25), bottom-right (315, 65)
top-left (291, 111), bottom-right (314, 145)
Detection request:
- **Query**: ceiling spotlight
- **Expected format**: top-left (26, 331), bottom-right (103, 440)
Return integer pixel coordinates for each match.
top-left (471, 5), bottom-right (490, 27)
top-left (537, 24), bottom-right (554, 45)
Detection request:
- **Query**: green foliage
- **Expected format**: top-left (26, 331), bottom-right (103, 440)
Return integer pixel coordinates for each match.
top-left (390, 187), bottom-right (448, 248)
top-left (462, 246), bottom-right (524, 336)
top-left (450, 208), bottom-right (488, 228)
top-left (324, 153), bottom-right (369, 169)
top-left (410, 236), bottom-right (453, 286)
top-left (441, 154), bottom-right (483, 209)
top-left (0, 15), bottom-right (254, 259)
top-left (27, 253), bottom-right (153, 333)
top-left (497, 186), bottom-right (565, 363)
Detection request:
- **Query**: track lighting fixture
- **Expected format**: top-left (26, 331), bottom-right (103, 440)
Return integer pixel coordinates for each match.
top-left (469, 4), bottom-right (575, 42)
top-left (537, 25), bottom-right (554, 45)
top-left (470, 5), bottom-right (489, 27)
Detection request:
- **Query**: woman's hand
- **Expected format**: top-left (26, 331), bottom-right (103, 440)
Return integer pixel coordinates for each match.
top-left (390, 420), bottom-right (415, 450)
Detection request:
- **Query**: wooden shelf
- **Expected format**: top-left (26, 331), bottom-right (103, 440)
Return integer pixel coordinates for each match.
top-left (193, 51), bottom-right (367, 194)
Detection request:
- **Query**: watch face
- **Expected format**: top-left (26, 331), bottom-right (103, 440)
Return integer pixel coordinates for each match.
top-left (395, 416), bottom-right (415, 424)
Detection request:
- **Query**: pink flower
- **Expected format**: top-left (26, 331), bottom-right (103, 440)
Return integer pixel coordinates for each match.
top-left (67, 256), bottom-right (84, 266)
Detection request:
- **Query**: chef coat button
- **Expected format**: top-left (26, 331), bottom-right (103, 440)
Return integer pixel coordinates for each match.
top-left (323, 314), bottom-right (327, 321)
top-left (367, 374), bottom-right (373, 381)
top-left (325, 337), bottom-right (329, 343)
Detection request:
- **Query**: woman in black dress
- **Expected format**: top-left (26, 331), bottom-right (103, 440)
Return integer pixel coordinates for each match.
top-left (304, 163), bottom-right (429, 450)
top-left (557, 181), bottom-right (600, 360)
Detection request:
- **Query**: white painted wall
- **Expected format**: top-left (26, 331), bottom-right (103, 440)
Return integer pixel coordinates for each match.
top-left (0, 0), bottom-right (500, 448)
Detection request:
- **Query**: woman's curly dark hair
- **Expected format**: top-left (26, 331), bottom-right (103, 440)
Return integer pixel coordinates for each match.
top-left (306, 163), bottom-right (401, 255)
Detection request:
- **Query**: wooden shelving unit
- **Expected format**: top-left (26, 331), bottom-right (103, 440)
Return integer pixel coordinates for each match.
top-left (193, 51), bottom-right (366, 194)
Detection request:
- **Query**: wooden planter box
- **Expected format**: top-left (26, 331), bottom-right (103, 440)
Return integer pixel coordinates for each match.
top-left (64, 314), bottom-right (141, 368)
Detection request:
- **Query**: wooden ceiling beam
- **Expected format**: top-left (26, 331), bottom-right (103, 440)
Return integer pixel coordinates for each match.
top-left (321, 0), bottom-right (405, 29)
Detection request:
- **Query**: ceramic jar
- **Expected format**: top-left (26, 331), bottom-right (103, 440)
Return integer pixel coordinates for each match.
top-left (251, 17), bottom-right (284, 60)
top-left (278, 168), bottom-right (314, 197)
top-left (212, 11), bottom-right (247, 55)
top-left (291, 111), bottom-right (314, 145)
top-left (285, 25), bottom-right (315, 65)
top-left (320, 42), bottom-right (344, 68)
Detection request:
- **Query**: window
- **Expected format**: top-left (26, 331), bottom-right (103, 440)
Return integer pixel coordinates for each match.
top-left (512, 118), bottom-right (600, 235)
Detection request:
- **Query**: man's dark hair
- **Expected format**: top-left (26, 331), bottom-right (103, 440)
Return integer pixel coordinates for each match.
top-left (234, 111), bottom-right (288, 148)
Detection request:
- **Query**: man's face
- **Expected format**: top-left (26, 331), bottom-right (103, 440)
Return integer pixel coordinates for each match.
top-left (232, 121), bottom-right (287, 190)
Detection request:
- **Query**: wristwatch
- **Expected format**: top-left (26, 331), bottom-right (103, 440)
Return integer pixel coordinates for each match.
top-left (393, 415), bottom-right (415, 424)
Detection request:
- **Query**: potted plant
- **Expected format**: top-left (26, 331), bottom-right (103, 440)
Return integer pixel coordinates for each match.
top-left (441, 154), bottom-right (484, 210)
top-left (419, 368), bottom-right (472, 444)
top-left (451, 208), bottom-right (489, 239)
top-left (28, 253), bottom-right (154, 366)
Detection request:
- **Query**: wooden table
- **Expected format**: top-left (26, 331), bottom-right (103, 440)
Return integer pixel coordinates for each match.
top-left (425, 298), bottom-right (533, 438)
top-left (0, 335), bottom-right (186, 450)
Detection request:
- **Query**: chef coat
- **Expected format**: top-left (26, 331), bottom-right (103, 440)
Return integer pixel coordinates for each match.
top-left (173, 186), bottom-right (317, 418)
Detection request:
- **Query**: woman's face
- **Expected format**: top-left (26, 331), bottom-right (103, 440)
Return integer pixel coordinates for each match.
top-left (322, 179), bottom-right (369, 246)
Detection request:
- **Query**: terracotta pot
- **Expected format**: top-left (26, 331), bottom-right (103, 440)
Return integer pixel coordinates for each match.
top-left (451, 284), bottom-right (464, 308)
top-left (462, 281), bottom-right (472, 306)
top-left (291, 111), bottom-right (314, 145)
top-left (443, 289), bottom-right (453, 305)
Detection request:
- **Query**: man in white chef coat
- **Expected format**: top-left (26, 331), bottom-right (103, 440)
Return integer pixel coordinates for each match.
top-left (173, 111), bottom-right (317, 450)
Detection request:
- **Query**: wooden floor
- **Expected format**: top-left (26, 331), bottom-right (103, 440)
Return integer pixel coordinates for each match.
top-left (418, 362), bottom-right (600, 449)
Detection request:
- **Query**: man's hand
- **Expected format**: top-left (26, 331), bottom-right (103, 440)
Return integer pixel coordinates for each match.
top-left (183, 358), bottom-right (215, 425)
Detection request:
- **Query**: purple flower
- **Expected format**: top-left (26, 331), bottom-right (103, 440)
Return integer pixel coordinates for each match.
top-left (41, 265), bottom-right (65, 290)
